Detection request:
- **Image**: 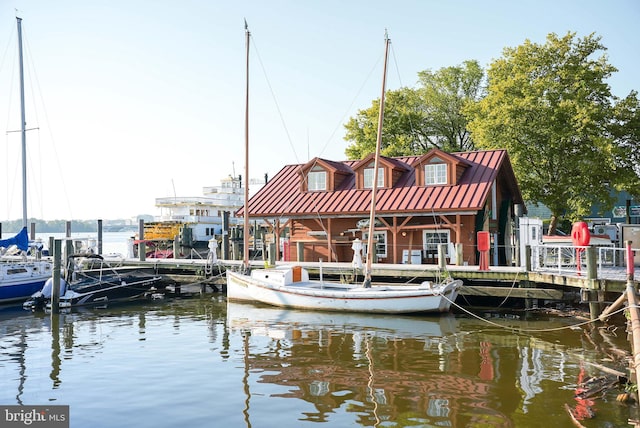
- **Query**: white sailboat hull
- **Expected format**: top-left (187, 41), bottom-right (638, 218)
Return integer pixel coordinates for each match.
top-left (226, 266), bottom-right (461, 314)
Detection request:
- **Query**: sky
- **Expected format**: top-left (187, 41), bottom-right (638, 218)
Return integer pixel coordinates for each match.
top-left (0, 0), bottom-right (638, 221)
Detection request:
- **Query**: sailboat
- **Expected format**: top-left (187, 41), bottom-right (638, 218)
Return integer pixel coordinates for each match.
top-left (0, 17), bottom-right (53, 305)
top-left (225, 26), bottom-right (461, 314)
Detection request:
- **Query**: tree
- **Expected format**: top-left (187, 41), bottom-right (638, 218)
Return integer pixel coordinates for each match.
top-left (608, 91), bottom-right (640, 197)
top-left (465, 32), bottom-right (638, 234)
top-left (344, 87), bottom-right (424, 159)
top-left (416, 60), bottom-right (484, 152)
top-left (344, 61), bottom-right (484, 159)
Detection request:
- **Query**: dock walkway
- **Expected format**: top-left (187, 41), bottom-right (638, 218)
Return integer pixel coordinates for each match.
top-left (106, 254), bottom-right (639, 302)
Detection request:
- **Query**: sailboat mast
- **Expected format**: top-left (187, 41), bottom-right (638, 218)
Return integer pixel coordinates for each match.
top-left (363, 32), bottom-right (390, 287)
top-left (243, 21), bottom-right (251, 270)
top-left (17, 17), bottom-right (28, 229)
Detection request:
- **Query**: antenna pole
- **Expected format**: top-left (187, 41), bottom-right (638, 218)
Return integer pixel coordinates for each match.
top-left (363, 32), bottom-right (390, 287)
top-left (17, 17), bottom-right (28, 229)
top-left (243, 21), bottom-right (251, 270)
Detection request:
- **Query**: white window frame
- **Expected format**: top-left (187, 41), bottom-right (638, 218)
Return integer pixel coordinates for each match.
top-left (308, 170), bottom-right (327, 191)
top-left (425, 163), bottom-right (447, 185)
top-left (423, 229), bottom-right (451, 257)
top-left (362, 230), bottom-right (387, 259)
top-left (364, 167), bottom-right (384, 189)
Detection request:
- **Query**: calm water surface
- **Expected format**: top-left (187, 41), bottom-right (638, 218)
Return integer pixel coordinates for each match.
top-left (0, 296), bottom-right (635, 427)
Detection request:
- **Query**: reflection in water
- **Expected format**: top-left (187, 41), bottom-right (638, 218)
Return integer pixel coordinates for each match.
top-left (226, 302), bottom-right (632, 427)
top-left (0, 299), bottom-right (633, 427)
top-left (227, 302), bottom-right (509, 427)
top-left (242, 333), bottom-right (252, 428)
top-left (50, 313), bottom-right (61, 389)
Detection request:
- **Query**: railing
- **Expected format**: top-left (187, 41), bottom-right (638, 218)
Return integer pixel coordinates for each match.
top-left (531, 243), bottom-right (638, 280)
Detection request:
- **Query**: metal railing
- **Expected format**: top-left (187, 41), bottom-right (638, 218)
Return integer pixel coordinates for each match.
top-left (531, 243), bottom-right (638, 280)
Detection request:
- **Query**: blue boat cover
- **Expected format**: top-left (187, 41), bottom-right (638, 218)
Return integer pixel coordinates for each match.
top-left (0, 227), bottom-right (29, 251)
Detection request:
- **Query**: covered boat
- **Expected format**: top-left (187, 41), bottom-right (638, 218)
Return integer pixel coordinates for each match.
top-left (24, 254), bottom-right (164, 311)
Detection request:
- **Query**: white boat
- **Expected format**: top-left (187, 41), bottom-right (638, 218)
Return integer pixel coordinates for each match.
top-left (227, 301), bottom-right (459, 340)
top-left (225, 26), bottom-right (461, 314)
top-left (138, 175), bottom-right (263, 258)
top-left (0, 18), bottom-right (53, 305)
top-left (226, 267), bottom-right (460, 313)
top-left (23, 254), bottom-right (164, 311)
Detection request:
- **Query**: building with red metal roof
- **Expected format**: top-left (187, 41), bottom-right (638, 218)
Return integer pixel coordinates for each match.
top-left (239, 148), bottom-right (524, 266)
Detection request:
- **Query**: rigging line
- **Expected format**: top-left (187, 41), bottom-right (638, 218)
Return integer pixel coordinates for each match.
top-left (389, 42), bottom-right (404, 88)
top-left (249, 36), bottom-right (300, 165)
top-left (0, 24), bottom-right (15, 84)
top-left (274, 158), bottom-right (319, 227)
top-left (365, 336), bottom-right (381, 428)
top-left (315, 50), bottom-right (384, 159)
top-left (495, 271), bottom-right (520, 308)
top-left (389, 42), bottom-right (419, 152)
top-left (4, 30), bottom-right (17, 134)
top-left (443, 292), bottom-right (638, 334)
top-left (22, 27), bottom-right (74, 219)
top-left (23, 37), bottom-right (45, 220)
top-left (274, 47), bottom-right (390, 250)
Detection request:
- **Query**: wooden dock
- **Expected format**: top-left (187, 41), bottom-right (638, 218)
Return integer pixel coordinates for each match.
top-left (104, 256), bottom-right (638, 303)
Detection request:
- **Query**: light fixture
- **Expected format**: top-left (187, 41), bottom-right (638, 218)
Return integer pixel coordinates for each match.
top-left (401, 231), bottom-right (407, 237)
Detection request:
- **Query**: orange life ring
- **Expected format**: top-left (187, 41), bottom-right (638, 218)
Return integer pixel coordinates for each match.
top-left (571, 222), bottom-right (590, 247)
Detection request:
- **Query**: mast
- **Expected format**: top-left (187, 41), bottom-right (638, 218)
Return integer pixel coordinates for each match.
top-left (17, 17), bottom-right (28, 229)
top-left (243, 20), bottom-right (250, 271)
top-left (363, 32), bottom-right (390, 288)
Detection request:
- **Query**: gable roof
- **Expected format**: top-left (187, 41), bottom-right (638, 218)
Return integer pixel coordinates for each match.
top-left (351, 153), bottom-right (412, 172)
top-left (299, 157), bottom-right (354, 176)
top-left (410, 148), bottom-right (472, 169)
top-left (241, 149), bottom-right (523, 218)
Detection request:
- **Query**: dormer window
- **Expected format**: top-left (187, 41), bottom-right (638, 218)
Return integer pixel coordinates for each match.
top-left (308, 168), bottom-right (327, 191)
top-left (425, 163), bottom-right (447, 185)
top-left (364, 167), bottom-right (384, 188)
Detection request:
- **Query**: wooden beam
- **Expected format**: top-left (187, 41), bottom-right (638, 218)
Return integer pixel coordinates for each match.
top-left (459, 285), bottom-right (564, 300)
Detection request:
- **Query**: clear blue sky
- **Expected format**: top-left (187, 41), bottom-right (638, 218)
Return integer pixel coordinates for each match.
top-left (1, 0), bottom-right (638, 221)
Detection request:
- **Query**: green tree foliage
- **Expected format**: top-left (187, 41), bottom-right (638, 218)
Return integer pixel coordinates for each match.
top-left (608, 90), bottom-right (640, 196)
top-left (416, 60), bottom-right (484, 152)
top-left (344, 61), bottom-right (484, 159)
top-left (464, 32), bottom-right (638, 234)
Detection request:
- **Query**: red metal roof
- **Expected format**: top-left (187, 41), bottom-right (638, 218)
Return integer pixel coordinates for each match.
top-left (242, 149), bottom-right (522, 219)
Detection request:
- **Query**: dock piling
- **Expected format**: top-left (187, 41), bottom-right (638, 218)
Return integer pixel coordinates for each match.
top-left (622, 240), bottom-right (640, 408)
top-left (51, 239), bottom-right (61, 314)
top-left (138, 219), bottom-right (146, 261)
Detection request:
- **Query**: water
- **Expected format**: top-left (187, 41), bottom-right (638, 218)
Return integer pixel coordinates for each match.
top-left (0, 297), bottom-right (635, 428)
top-left (1, 230), bottom-right (132, 257)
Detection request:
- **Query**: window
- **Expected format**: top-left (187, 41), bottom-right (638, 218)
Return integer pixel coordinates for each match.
top-left (423, 230), bottom-right (450, 257)
top-left (364, 167), bottom-right (384, 188)
top-left (308, 170), bottom-right (327, 191)
top-left (425, 163), bottom-right (447, 185)
top-left (363, 231), bottom-right (387, 259)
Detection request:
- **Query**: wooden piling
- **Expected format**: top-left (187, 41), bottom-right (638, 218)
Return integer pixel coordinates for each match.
top-left (173, 235), bottom-right (180, 258)
top-left (598, 292), bottom-right (627, 323)
top-left (623, 240), bottom-right (640, 407)
top-left (138, 219), bottom-right (146, 262)
top-left (438, 244), bottom-right (447, 269)
top-left (97, 219), bottom-right (103, 254)
top-left (65, 237), bottom-right (73, 279)
top-left (50, 239), bottom-right (61, 314)
top-left (455, 243), bottom-right (463, 266)
top-left (222, 211), bottom-right (230, 260)
top-left (268, 242), bottom-right (276, 267)
top-left (586, 247), bottom-right (601, 320)
top-left (297, 242), bottom-right (304, 262)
